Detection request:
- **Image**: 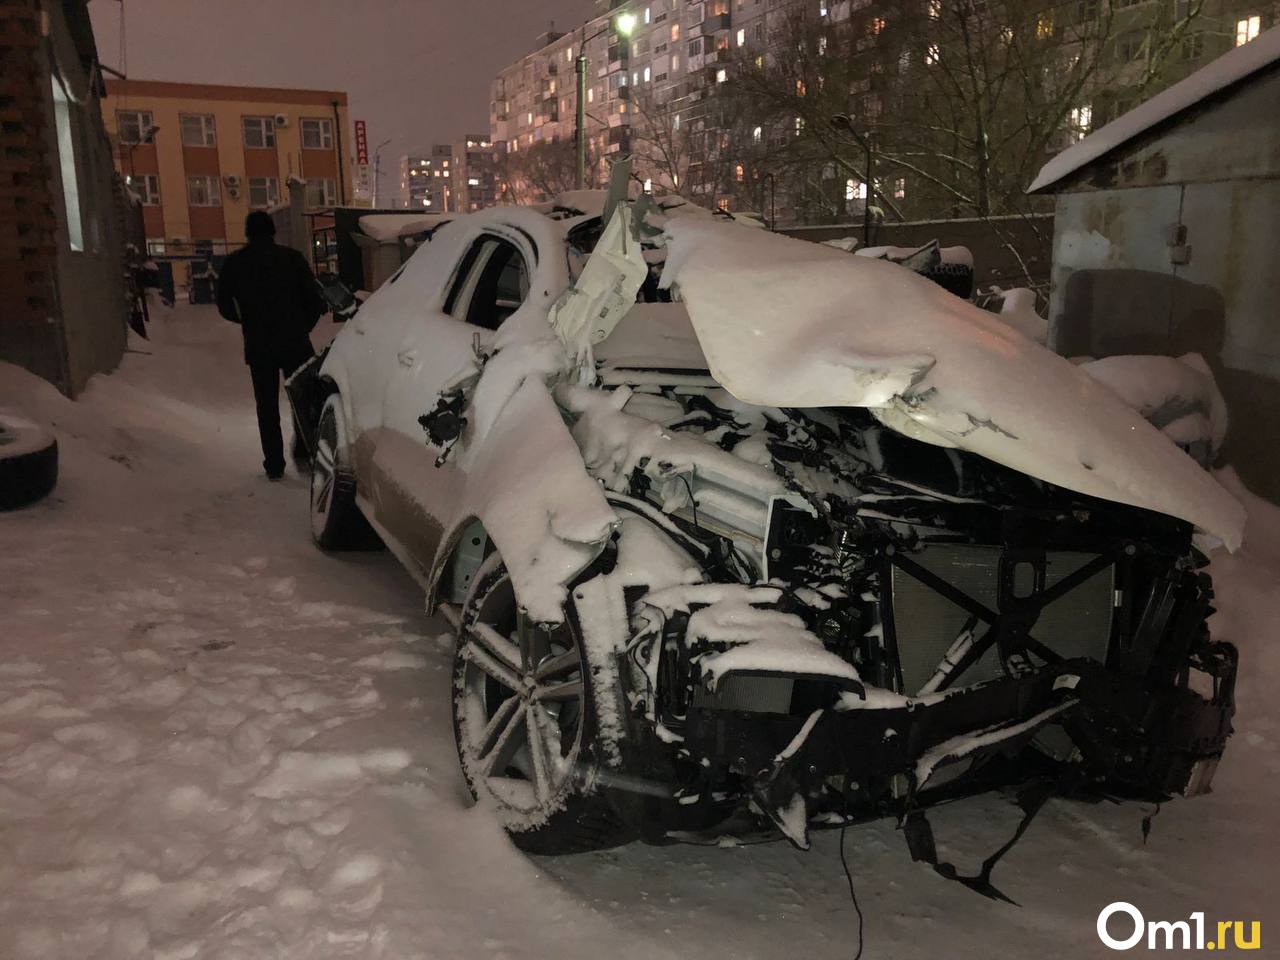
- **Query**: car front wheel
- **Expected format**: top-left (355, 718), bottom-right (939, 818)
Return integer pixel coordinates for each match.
top-left (452, 554), bottom-right (631, 854)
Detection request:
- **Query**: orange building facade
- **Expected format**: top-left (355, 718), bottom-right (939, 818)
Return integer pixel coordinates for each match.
top-left (102, 79), bottom-right (353, 250)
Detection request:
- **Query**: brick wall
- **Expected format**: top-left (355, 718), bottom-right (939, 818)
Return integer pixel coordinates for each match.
top-left (0, 1), bottom-right (66, 388)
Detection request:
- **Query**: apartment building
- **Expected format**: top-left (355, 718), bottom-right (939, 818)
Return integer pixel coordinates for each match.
top-left (493, 0), bottom-right (1278, 222)
top-left (399, 144), bottom-right (454, 211)
top-left (451, 135), bottom-right (504, 211)
top-left (102, 79), bottom-right (353, 249)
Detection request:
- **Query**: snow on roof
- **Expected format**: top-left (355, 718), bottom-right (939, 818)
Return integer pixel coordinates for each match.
top-left (1029, 26), bottom-right (1280, 193)
top-left (357, 213), bottom-right (452, 242)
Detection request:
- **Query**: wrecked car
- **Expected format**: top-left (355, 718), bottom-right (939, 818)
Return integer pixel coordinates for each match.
top-left (289, 186), bottom-right (1242, 883)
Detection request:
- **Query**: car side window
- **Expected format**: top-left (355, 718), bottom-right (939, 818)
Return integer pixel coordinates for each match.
top-left (443, 235), bottom-right (530, 331)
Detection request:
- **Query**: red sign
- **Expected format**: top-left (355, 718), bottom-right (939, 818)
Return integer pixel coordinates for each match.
top-left (354, 120), bottom-right (368, 165)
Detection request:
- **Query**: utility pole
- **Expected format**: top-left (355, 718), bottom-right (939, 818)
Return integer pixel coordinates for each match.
top-left (372, 138), bottom-right (391, 208)
top-left (575, 12), bottom-right (636, 191)
top-left (576, 47), bottom-right (588, 189)
top-left (832, 114), bottom-right (876, 245)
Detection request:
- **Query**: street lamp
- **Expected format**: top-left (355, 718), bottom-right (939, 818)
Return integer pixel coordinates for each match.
top-left (831, 113), bottom-right (875, 244)
top-left (576, 12), bottom-right (637, 190)
top-left (372, 138), bottom-right (391, 208)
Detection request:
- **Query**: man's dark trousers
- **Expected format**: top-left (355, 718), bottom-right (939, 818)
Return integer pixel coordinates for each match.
top-left (249, 344), bottom-right (314, 477)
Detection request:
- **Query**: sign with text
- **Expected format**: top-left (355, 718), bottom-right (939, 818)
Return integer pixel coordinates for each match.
top-left (354, 120), bottom-right (368, 165)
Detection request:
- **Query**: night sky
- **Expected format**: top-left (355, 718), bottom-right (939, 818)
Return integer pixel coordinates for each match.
top-left (89, 0), bottom-right (598, 197)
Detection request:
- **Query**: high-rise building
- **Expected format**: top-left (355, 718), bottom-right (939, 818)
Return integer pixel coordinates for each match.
top-left (451, 135), bottom-right (504, 211)
top-left (102, 79), bottom-right (354, 249)
top-left (398, 145), bottom-right (454, 211)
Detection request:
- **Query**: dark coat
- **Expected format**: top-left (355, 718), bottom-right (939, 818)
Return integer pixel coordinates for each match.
top-left (217, 238), bottom-right (326, 366)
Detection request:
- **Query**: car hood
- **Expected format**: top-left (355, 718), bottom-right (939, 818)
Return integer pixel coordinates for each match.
top-left (656, 218), bottom-right (1244, 550)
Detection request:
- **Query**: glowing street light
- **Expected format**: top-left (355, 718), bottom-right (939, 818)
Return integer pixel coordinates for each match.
top-left (615, 12), bottom-right (638, 36)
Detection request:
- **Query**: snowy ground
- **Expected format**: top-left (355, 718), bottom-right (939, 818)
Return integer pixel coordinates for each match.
top-left (1, 301), bottom-right (1277, 959)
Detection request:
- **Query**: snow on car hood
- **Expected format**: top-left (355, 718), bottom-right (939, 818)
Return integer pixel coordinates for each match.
top-left (657, 218), bottom-right (1244, 550)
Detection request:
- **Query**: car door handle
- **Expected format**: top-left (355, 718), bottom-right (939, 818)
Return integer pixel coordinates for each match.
top-left (397, 349), bottom-right (417, 367)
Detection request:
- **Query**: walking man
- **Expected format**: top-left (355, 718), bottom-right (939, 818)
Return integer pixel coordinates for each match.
top-left (218, 211), bottom-right (326, 480)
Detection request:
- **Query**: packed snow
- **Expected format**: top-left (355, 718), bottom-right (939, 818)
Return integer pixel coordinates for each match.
top-left (1, 301), bottom-right (1278, 958)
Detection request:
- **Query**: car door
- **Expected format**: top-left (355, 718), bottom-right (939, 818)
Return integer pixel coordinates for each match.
top-left (368, 225), bottom-right (534, 582)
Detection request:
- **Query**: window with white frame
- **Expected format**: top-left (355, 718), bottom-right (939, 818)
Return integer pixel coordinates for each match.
top-left (180, 114), bottom-right (216, 147)
top-left (242, 116), bottom-right (276, 149)
top-left (117, 110), bottom-right (154, 145)
top-left (300, 118), bottom-right (334, 150)
top-left (248, 176), bottom-right (279, 209)
top-left (186, 175), bottom-right (221, 207)
top-left (893, 177), bottom-right (906, 199)
top-left (132, 173), bottom-right (161, 205)
top-left (305, 177), bottom-right (336, 208)
top-left (1236, 15), bottom-right (1261, 46)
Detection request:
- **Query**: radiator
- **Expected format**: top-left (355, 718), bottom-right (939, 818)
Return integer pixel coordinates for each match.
top-left (891, 544), bottom-right (1114, 695)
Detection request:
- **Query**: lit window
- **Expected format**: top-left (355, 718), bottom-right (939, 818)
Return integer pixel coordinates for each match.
top-left (672, 23), bottom-right (680, 41)
top-left (928, 0), bottom-right (941, 17)
top-left (468, 177), bottom-right (480, 186)
top-left (845, 178), bottom-right (866, 201)
top-left (752, 125), bottom-right (762, 143)
top-left (818, 36), bottom-right (828, 55)
top-left (672, 54), bottom-right (680, 71)
top-left (645, 5), bottom-right (651, 23)
top-left (794, 116), bottom-right (804, 135)
top-left (796, 78), bottom-right (806, 96)
top-left (716, 67), bottom-right (727, 83)
top-left (248, 176), bottom-right (280, 209)
top-left (633, 71), bottom-right (640, 85)
top-left (1236, 15), bottom-right (1260, 45)
top-left (819, 1), bottom-right (828, 16)
top-left (1069, 103), bottom-right (1093, 142)
top-left (717, 197), bottom-right (730, 211)
top-left (735, 163), bottom-right (745, 182)
top-left (893, 178), bottom-right (905, 199)
top-left (644, 66), bottom-right (651, 82)
top-left (186, 174), bottom-right (221, 207)
top-left (925, 43), bottom-right (940, 65)
top-left (588, 87), bottom-right (595, 103)
top-left (1036, 13), bottom-right (1054, 39)
top-left (737, 28), bottom-right (746, 46)
top-left (53, 75), bottom-right (83, 250)
top-left (116, 109), bottom-right (153, 145)
top-left (300, 118), bottom-right (334, 150)
top-left (643, 177), bottom-right (653, 193)
top-left (871, 17), bottom-right (886, 34)
top-left (180, 114), bottom-right (216, 147)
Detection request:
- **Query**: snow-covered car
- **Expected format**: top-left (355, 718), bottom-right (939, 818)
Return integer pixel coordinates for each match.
top-left (289, 189), bottom-right (1241, 876)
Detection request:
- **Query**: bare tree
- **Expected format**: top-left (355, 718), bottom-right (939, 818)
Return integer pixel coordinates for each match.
top-left (731, 0), bottom-right (1205, 270)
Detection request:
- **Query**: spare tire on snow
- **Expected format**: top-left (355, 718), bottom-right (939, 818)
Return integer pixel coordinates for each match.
top-left (0, 412), bottom-right (58, 510)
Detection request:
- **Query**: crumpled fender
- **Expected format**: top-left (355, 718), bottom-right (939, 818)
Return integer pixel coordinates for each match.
top-left (426, 369), bottom-right (619, 624)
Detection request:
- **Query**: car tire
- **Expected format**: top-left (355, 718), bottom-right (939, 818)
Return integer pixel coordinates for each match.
top-left (310, 393), bottom-right (377, 550)
top-left (452, 553), bottom-right (633, 855)
top-left (0, 412), bottom-right (58, 511)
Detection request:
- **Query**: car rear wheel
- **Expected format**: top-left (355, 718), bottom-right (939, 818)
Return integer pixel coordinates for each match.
top-left (310, 394), bottom-right (375, 550)
top-left (0, 412), bottom-right (58, 511)
top-left (452, 554), bottom-right (631, 854)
